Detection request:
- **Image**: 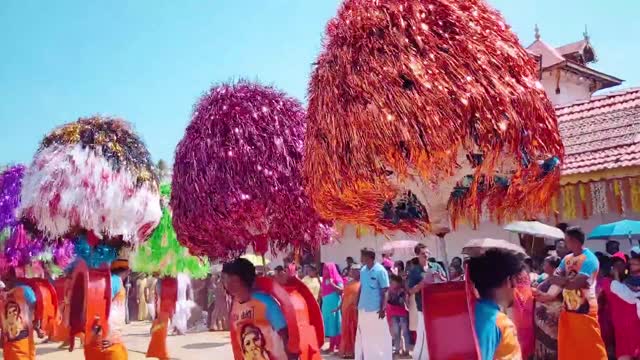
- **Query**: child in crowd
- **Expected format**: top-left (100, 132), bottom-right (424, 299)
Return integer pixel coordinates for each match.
top-left (469, 248), bottom-right (523, 360)
top-left (386, 274), bottom-right (410, 358)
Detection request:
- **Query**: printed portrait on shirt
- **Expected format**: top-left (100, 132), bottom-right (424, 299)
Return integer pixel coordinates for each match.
top-left (241, 324), bottom-right (271, 360)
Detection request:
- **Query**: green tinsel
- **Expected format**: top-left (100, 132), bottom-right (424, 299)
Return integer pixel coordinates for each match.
top-left (131, 184), bottom-right (210, 279)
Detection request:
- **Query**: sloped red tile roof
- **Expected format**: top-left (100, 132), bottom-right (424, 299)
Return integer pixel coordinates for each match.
top-left (556, 40), bottom-right (588, 56)
top-left (557, 87), bottom-right (640, 175)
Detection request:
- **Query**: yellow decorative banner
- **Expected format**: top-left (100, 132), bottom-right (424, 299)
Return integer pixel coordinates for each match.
top-left (630, 178), bottom-right (640, 213)
top-left (562, 185), bottom-right (577, 220)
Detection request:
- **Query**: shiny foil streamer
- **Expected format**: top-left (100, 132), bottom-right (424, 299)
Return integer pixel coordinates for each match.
top-left (0, 165), bottom-right (26, 232)
top-left (171, 81), bottom-right (332, 259)
top-left (304, 0), bottom-right (564, 231)
top-left (19, 116), bottom-right (161, 243)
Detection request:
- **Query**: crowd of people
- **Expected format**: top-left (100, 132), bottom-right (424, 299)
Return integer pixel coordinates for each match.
top-left (248, 226), bottom-right (639, 360)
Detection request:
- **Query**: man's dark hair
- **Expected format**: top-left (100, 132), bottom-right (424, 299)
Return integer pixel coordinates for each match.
top-left (414, 243), bottom-right (427, 255)
top-left (556, 223), bottom-right (569, 233)
top-left (468, 248), bottom-right (523, 299)
top-left (360, 247), bottom-right (376, 259)
top-left (274, 265), bottom-right (285, 272)
top-left (346, 256), bottom-right (354, 263)
top-left (389, 274), bottom-right (403, 284)
top-left (544, 255), bottom-right (561, 269)
top-left (565, 226), bottom-right (585, 245)
top-left (222, 258), bottom-right (256, 288)
top-left (606, 240), bottom-right (620, 251)
top-left (394, 260), bottom-right (405, 273)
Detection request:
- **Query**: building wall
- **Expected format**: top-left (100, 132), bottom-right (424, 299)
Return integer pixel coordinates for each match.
top-left (541, 69), bottom-right (593, 106)
top-left (321, 212), bottom-right (640, 270)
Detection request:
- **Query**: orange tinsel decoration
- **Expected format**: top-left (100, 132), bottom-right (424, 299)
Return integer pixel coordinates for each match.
top-left (304, 0), bottom-right (564, 232)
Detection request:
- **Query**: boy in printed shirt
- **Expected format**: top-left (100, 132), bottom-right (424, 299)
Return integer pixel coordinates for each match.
top-left (469, 248), bottom-right (523, 360)
top-left (223, 258), bottom-right (298, 360)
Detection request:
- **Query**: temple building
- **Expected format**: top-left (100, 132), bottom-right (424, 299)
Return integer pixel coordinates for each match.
top-left (319, 27), bottom-right (640, 267)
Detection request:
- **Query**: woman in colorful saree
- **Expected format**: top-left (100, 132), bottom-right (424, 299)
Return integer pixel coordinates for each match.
top-left (533, 255), bottom-right (563, 360)
top-left (338, 265), bottom-right (360, 359)
top-left (321, 262), bottom-right (343, 354)
top-left (600, 249), bottom-right (640, 360)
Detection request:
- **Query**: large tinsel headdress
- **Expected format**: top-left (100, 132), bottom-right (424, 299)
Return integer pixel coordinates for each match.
top-left (19, 116), bottom-right (162, 244)
top-left (172, 81), bottom-right (332, 259)
top-left (304, 0), bottom-right (563, 233)
top-left (131, 184), bottom-right (210, 279)
top-left (0, 164), bottom-right (26, 232)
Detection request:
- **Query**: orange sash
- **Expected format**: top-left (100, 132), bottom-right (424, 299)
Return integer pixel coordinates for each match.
top-left (146, 314), bottom-right (170, 360)
top-left (2, 335), bottom-right (35, 360)
top-left (558, 311), bottom-right (607, 360)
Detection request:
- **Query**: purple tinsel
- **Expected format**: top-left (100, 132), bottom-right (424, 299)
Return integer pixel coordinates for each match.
top-left (53, 238), bottom-right (75, 269)
top-left (1, 224), bottom-right (46, 270)
top-left (0, 164), bottom-right (26, 232)
top-left (171, 81), bottom-right (332, 259)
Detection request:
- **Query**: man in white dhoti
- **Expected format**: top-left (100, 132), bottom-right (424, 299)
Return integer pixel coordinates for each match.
top-left (407, 243), bottom-right (434, 360)
top-left (355, 247), bottom-right (392, 360)
top-left (172, 273), bottom-right (195, 335)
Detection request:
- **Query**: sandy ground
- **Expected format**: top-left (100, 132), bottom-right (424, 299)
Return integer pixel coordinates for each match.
top-left (0, 321), bottom-right (344, 359)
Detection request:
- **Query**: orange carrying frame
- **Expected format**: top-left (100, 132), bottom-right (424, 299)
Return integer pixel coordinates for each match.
top-left (281, 276), bottom-right (324, 360)
top-left (66, 259), bottom-right (112, 351)
top-left (18, 277), bottom-right (59, 337)
top-left (421, 277), bottom-right (480, 360)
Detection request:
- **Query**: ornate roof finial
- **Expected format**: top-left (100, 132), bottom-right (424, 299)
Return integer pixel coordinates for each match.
top-left (534, 24), bottom-right (541, 40)
top-left (583, 25), bottom-right (590, 42)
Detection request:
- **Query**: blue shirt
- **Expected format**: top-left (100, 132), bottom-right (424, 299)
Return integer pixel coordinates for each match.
top-left (252, 292), bottom-right (287, 331)
top-left (358, 263), bottom-right (390, 312)
top-left (17, 284), bottom-right (36, 306)
top-left (474, 299), bottom-right (521, 360)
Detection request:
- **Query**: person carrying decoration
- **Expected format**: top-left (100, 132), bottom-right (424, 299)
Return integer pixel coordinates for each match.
top-left (355, 247), bottom-right (392, 360)
top-left (84, 260), bottom-right (130, 360)
top-left (469, 248), bottom-right (523, 360)
top-left (223, 257), bottom-right (299, 360)
top-left (550, 227), bottom-right (607, 360)
top-left (0, 286), bottom-right (35, 360)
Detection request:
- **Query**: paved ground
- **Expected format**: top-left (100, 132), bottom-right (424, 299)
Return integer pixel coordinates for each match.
top-left (0, 321), bottom-right (344, 359)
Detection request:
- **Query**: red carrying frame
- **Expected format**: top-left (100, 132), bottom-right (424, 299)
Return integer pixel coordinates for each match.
top-left (18, 277), bottom-right (59, 336)
top-left (67, 260), bottom-right (112, 351)
top-left (157, 277), bottom-right (178, 317)
top-left (281, 276), bottom-right (324, 360)
top-left (422, 280), bottom-right (480, 360)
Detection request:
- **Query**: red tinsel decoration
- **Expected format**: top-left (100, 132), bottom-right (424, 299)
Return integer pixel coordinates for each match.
top-left (171, 81), bottom-right (332, 260)
top-left (304, 0), bottom-right (563, 231)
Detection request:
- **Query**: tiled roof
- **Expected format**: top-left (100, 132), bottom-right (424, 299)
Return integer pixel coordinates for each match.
top-left (526, 40), bottom-right (565, 68)
top-left (557, 87), bottom-right (640, 175)
top-left (556, 40), bottom-right (588, 56)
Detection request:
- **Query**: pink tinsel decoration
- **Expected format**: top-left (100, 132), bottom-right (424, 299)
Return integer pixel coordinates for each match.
top-left (171, 81), bottom-right (332, 259)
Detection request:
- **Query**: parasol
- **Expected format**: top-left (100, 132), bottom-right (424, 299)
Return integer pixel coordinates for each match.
top-left (131, 184), bottom-right (210, 279)
top-left (304, 0), bottom-right (563, 234)
top-left (171, 81), bottom-right (332, 260)
top-left (462, 238), bottom-right (526, 257)
top-left (18, 116), bottom-right (161, 245)
top-left (504, 220), bottom-right (564, 245)
top-left (381, 240), bottom-right (419, 258)
top-left (588, 220), bottom-right (640, 244)
top-left (240, 254), bottom-right (271, 267)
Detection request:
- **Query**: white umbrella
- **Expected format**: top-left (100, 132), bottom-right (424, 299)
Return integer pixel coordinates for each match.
top-left (504, 221), bottom-right (564, 242)
top-left (381, 240), bottom-right (419, 259)
top-left (462, 238), bottom-right (526, 257)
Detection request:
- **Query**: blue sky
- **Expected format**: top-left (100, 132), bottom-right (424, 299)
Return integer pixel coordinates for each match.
top-left (1, 0), bottom-right (638, 165)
